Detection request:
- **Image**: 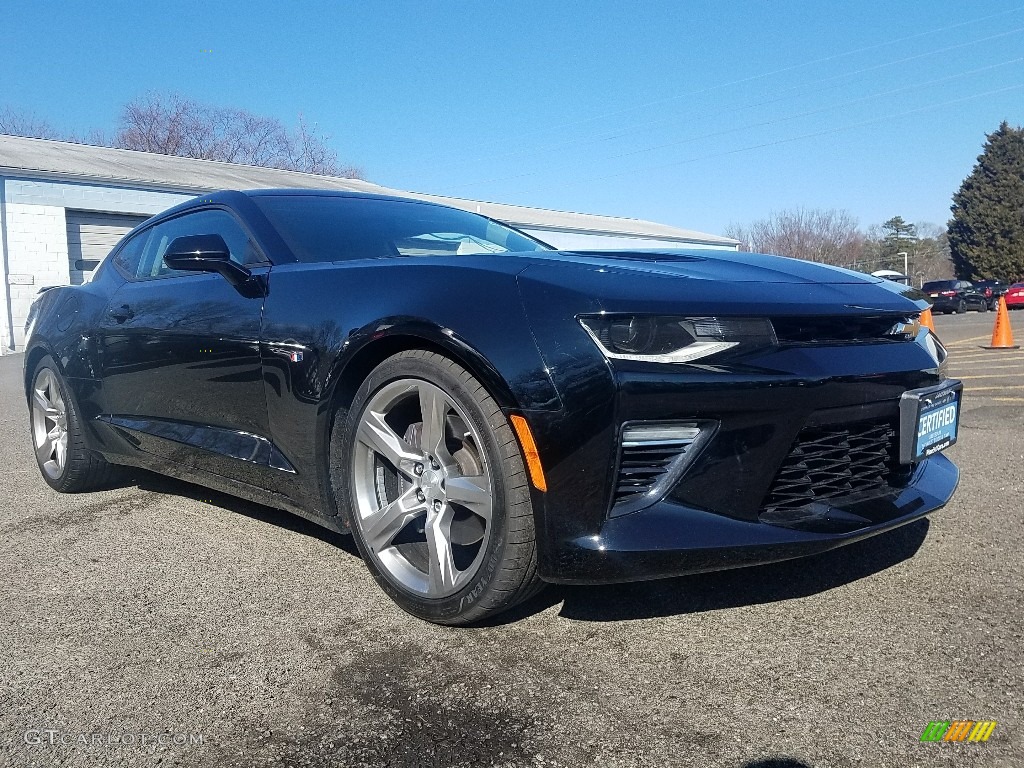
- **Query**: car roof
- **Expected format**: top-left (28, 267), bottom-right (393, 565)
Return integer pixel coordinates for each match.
top-left (242, 188), bottom-right (449, 207)
top-left (136, 188), bottom-right (458, 233)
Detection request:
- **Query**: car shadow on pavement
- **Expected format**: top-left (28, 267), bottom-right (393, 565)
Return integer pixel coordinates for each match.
top-left (118, 467), bottom-right (928, 627)
top-left (127, 469), bottom-right (362, 558)
top-left (497, 518), bottom-right (930, 624)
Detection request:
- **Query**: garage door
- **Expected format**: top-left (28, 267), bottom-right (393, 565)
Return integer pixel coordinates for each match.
top-left (66, 210), bottom-right (149, 285)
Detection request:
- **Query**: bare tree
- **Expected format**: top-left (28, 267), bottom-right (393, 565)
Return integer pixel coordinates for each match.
top-left (286, 115), bottom-right (355, 176)
top-left (723, 208), bottom-right (863, 266)
top-left (0, 106), bottom-right (62, 140)
top-left (114, 92), bottom-right (362, 178)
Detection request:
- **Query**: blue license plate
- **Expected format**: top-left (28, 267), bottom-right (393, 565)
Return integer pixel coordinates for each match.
top-left (914, 388), bottom-right (960, 460)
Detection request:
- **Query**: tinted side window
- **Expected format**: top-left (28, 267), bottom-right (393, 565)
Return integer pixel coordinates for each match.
top-left (136, 209), bottom-right (262, 279)
top-left (113, 229), bottom-right (153, 277)
top-left (251, 195), bottom-right (550, 263)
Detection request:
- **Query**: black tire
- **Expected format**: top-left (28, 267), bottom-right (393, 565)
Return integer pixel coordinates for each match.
top-left (28, 355), bottom-right (121, 492)
top-left (334, 350), bottom-right (542, 625)
top-left (956, 299), bottom-right (967, 314)
top-left (979, 300), bottom-right (989, 312)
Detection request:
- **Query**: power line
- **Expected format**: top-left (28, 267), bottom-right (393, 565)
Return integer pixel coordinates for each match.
top-left (424, 22), bottom-right (1024, 178)
top-left (596, 26), bottom-right (1024, 144)
top-left (594, 58), bottom-right (1024, 162)
top-left (449, 57), bottom-right (1024, 191)
top-left (493, 83), bottom-right (1024, 195)
top-left (448, 5), bottom-right (1024, 156)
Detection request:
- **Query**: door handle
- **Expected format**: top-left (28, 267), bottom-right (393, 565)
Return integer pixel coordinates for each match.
top-left (109, 304), bottom-right (134, 323)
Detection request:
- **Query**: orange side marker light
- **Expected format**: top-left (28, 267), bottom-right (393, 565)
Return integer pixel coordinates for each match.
top-left (510, 414), bottom-right (547, 492)
top-left (919, 307), bottom-right (936, 333)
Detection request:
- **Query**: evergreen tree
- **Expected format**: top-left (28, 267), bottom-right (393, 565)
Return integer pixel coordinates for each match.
top-left (881, 216), bottom-right (917, 253)
top-left (879, 216), bottom-right (918, 272)
top-left (948, 122), bottom-right (1024, 280)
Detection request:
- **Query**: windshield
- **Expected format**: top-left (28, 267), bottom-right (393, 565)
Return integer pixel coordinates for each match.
top-left (252, 194), bottom-right (551, 263)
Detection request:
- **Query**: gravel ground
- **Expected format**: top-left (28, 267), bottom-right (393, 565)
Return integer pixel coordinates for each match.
top-left (1, 311), bottom-right (1021, 768)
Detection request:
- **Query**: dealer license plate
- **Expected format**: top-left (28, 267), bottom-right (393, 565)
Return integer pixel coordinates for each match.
top-left (899, 382), bottom-right (962, 463)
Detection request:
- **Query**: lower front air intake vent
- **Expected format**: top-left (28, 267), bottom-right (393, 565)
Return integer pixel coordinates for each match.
top-left (611, 422), bottom-right (717, 517)
top-left (759, 419), bottom-right (900, 519)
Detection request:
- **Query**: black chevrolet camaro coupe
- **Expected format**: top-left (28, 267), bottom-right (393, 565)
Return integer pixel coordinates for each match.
top-left (24, 190), bottom-right (961, 624)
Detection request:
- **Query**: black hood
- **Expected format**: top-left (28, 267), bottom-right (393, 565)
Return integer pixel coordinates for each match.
top-left (508, 249), bottom-right (926, 317)
top-left (531, 249), bottom-right (882, 284)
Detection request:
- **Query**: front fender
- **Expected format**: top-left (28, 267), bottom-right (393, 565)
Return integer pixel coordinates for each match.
top-left (327, 316), bottom-right (563, 413)
top-left (259, 260), bottom-right (564, 519)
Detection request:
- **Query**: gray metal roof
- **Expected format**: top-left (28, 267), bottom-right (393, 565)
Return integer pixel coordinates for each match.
top-left (0, 134), bottom-right (737, 246)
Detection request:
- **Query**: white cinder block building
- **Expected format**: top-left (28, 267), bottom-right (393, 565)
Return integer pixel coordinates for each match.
top-left (0, 135), bottom-right (738, 353)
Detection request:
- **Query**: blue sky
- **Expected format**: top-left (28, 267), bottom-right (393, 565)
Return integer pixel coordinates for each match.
top-left (3, 1), bottom-right (1022, 236)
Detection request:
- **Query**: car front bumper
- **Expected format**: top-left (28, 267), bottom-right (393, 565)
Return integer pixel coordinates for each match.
top-left (541, 452), bottom-right (957, 583)
top-left (524, 330), bottom-right (957, 584)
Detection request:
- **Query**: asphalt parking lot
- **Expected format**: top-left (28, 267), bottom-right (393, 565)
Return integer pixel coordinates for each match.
top-left (1, 310), bottom-right (1021, 768)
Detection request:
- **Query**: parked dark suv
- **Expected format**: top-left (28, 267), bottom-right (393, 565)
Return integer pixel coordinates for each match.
top-left (973, 279), bottom-right (1009, 310)
top-left (922, 280), bottom-right (989, 314)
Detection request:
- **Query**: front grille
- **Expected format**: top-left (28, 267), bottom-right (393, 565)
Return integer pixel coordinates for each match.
top-left (760, 419), bottom-right (899, 516)
top-left (771, 315), bottom-right (902, 343)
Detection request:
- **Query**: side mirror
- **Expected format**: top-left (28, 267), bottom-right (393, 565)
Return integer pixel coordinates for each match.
top-left (163, 234), bottom-right (251, 286)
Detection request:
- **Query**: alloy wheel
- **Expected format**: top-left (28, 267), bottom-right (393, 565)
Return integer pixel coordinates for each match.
top-left (31, 368), bottom-right (68, 480)
top-left (351, 378), bottom-right (493, 598)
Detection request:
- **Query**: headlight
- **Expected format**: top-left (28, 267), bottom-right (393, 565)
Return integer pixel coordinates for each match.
top-left (578, 314), bottom-right (777, 364)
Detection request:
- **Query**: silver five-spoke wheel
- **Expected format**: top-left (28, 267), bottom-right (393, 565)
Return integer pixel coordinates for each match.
top-left (340, 350), bottom-right (541, 624)
top-left (351, 378), bottom-right (493, 598)
top-left (31, 368), bottom-right (69, 480)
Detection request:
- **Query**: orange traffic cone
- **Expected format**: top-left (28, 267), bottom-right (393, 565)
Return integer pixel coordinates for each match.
top-left (982, 296), bottom-right (1020, 349)
top-left (919, 307), bottom-right (936, 333)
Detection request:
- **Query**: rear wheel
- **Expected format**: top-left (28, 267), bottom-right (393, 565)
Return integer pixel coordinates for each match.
top-left (29, 356), bottom-right (120, 492)
top-left (956, 299), bottom-right (967, 314)
top-left (335, 350), bottom-right (542, 625)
